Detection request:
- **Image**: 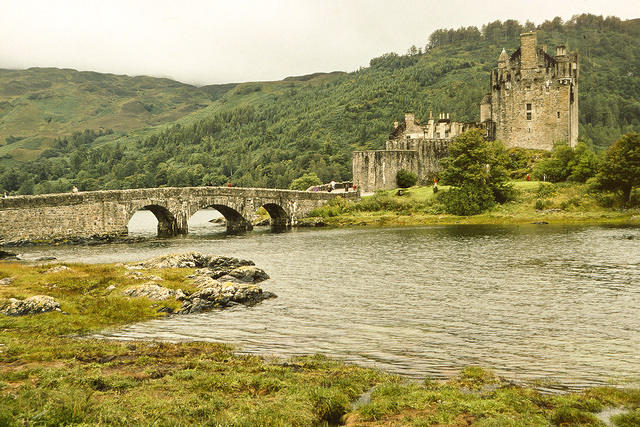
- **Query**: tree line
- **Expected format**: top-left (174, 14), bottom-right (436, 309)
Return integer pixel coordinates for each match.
top-left (1, 14), bottom-right (638, 195)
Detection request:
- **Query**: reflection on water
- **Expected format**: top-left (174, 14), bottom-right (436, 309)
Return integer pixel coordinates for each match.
top-left (15, 221), bottom-right (640, 389)
top-left (128, 208), bottom-right (225, 237)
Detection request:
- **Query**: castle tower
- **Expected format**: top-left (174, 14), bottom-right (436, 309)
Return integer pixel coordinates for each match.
top-left (485, 32), bottom-right (578, 150)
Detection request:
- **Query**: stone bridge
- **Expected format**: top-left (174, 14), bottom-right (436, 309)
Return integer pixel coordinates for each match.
top-left (0, 186), bottom-right (359, 244)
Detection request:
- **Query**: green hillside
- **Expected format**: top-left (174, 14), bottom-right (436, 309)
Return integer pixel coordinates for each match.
top-left (1, 14), bottom-right (639, 194)
top-left (0, 68), bottom-right (231, 161)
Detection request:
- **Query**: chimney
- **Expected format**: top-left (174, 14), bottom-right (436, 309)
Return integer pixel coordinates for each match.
top-left (429, 110), bottom-right (433, 119)
top-left (447, 113), bottom-right (450, 120)
top-left (393, 121), bottom-right (399, 129)
top-left (556, 45), bottom-right (567, 57)
top-left (520, 32), bottom-right (537, 69)
top-left (405, 113), bottom-right (415, 125)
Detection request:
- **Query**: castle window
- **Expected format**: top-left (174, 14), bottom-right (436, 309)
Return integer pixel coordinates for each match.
top-left (526, 103), bottom-right (532, 121)
top-left (557, 111), bottom-right (560, 118)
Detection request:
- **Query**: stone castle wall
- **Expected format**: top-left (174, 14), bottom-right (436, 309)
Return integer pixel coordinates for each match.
top-left (352, 150), bottom-right (417, 193)
top-left (386, 139), bottom-right (450, 182)
top-left (492, 78), bottom-right (574, 150)
top-left (490, 32), bottom-right (578, 150)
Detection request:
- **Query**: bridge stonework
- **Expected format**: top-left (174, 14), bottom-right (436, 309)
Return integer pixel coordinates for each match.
top-left (0, 187), bottom-right (358, 244)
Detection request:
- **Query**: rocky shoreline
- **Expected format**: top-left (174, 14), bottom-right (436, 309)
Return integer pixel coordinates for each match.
top-left (0, 252), bottom-right (276, 317)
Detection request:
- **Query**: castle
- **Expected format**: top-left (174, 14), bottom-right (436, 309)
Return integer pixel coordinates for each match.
top-left (352, 32), bottom-right (578, 192)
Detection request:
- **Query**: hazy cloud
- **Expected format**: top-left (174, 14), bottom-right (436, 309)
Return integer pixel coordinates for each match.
top-left (0, 0), bottom-right (637, 85)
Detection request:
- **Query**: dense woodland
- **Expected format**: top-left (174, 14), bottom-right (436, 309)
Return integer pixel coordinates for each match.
top-left (1, 14), bottom-right (639, 195)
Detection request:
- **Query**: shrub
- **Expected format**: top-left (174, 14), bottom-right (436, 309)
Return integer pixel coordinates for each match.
top-left (593, 192), bottom-right (617, 208)
top-left (289, 172), bottom-right (322, 191)
top-left (537, 183), bottom-right (556, 197)
top-left (439, 184), bottom-right (495, 215)
top-left (396, 169), bottom-right (417, 188)
top-left (535, 199), bottom-right (545, 210)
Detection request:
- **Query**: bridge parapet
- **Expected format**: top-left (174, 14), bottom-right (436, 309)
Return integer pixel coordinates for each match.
top-left (0, 186), bottom-right (359, 244)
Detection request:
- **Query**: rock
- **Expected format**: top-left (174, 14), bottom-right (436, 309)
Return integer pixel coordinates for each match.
top-left (0, 250), bottom-right (18, 260)
top-left (1, 295), bottom-right (60, 316)
top-left (105, 285), bottom-right (116, 292)
top-left (131, 252), bottom-right (254, 271)
top-left (125, 271), bottom-right (162, 281)
top-left (532, 221), bottom-right (548, 225)
top-left (122, 283), bottom-right (185, 301)
top-left (208, 217), bottom-right (225, 224)
top-left (192, 275), bottom-right (221, 289)
top-left (219, 266), bottom-right (269, 284)
top-left (34, 256), bottom-right (57, 261)
top-left (296, 218), bottom-right (326, 227)
top-left (157, 306), bottom-right (174, 314)
top-left (45, 265), bottom-right (73, 274)
top-left (177, 282), bottom-right (277, 314)
top-left (0, 277), bottom-right (15, 286)
top-left (125, 271), bottom-right (144, 278)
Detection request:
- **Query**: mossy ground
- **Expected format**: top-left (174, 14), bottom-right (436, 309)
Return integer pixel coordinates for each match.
top-left (308, 181), bottom-right (640, 227)
top-left (1, 262), bottom-right (639, 425)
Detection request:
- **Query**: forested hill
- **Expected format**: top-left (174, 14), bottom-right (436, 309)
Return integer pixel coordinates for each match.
top-left (1, 14), bottom-right (639, 194)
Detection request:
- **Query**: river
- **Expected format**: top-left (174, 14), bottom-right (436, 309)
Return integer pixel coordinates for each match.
top-left (13, 210), bottom-right (640, 390)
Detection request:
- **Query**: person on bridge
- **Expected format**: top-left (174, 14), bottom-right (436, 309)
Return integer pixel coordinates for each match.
top-left (72, 186), bottom-right (79, 193)
top-left (330, 180), bottom-right (336, 191)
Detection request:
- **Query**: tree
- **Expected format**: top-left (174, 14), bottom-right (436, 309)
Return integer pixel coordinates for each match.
top-left (568, 143), bottom-right (599, 182)
top-left (439, 129), bottom-right (512, 214)
top-left (396, 169), bottom-right (417, 188)
top-left (533, 142), bottom-right (598, 183)
top-left (597, 133), bottom-right (640, 203)
top-left (289, 172), bottom-right (322, 191)
top-left (440, 130), bottom-right (511, 191)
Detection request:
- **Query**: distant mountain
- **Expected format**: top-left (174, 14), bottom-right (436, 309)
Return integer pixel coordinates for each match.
top-left (0, 68), bottom-right (237, 162)
top-left (1, 14), bottom-right (638, 194)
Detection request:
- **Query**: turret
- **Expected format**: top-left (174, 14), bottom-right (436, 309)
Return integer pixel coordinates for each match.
top-left (498, 48), bottom-right (509, 69)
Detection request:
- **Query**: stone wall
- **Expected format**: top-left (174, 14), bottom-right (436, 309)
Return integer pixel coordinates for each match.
top-left (0, 187), bottom-right (358, 244)
top-left (490, 32), bottom-right (578, 150)
top-left (386, 139), bottom-right (449, 183)
top-left (352, 150), bottom-right (417, 193)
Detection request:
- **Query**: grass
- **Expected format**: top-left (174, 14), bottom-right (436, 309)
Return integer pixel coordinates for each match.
top-left (346, 368), bottom-right (640, 426)
top-left (1, 261), bottom-right (640, 425)
top-left (308, 181), bottom-right (640, 227)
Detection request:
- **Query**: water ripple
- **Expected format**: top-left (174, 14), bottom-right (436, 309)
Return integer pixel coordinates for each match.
top-left (19, 221), bottom-right (640, 389)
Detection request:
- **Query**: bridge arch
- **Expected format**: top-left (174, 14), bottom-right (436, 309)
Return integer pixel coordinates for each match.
top-left (188, 200), bottom-right (253, 234)
top-left (128, 204), bottom-right (184, 237)
top-left (260, 203), bottom-right (290, 230)
top-left (211, 204), bottom-right (253, 233)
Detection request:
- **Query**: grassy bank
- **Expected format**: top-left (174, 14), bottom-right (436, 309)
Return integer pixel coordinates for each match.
top-left (306, 181), bottom-right (640, 227)
top-left (1, 261), bottom-right (640, 425)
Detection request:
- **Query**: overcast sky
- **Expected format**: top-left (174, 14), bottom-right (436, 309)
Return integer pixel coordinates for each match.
top-left (0, 0), bottom-right (637, 86)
